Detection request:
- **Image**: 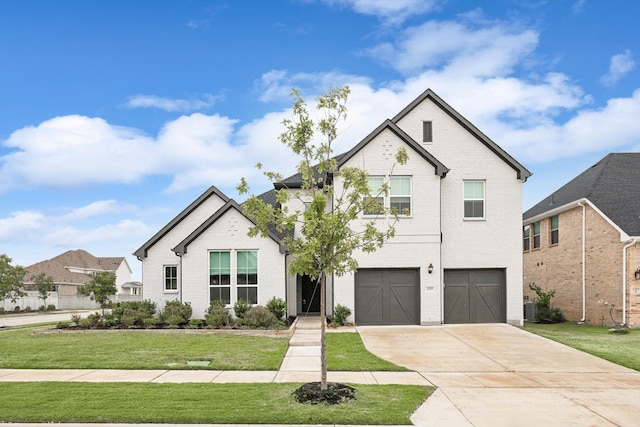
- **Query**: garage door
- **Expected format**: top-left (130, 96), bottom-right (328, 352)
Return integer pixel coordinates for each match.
top-left (355, 269), bottom-right (420, 325)
top-left (444, 269), bottom-right (505, 324)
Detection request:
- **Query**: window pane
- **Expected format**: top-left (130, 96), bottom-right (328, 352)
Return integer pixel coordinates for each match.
top-left (367, 177), bottom-right (384, 193)
top-left (551, 230), bottom-right (559, 245)
top-left (390, 196), bottom-right (411, 215)
top-left (464, 200), bottom-right (483, 218)
top-left (237, 287), bottom-right (257, 305)
top-left (210, 251), bottom-right (230, 274)
top-left (210, 287), bottom-right (230, 305)
top-left (464, 181), bottom-right (484, 198)
top-left (390, 177), bottom-right (410, 195)
top-left (423, 121), bottom-right (433, 143)
top-left (551, 215), bottom-right (559, 229)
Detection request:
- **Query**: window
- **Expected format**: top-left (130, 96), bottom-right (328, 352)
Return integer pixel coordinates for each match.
top-left (164, 265), bottom-right (177, 291)
top-left (364, 176), bottom-right (412, 216)
top-left (390, 176), bottom-right (411, 215)
top-left (364, 176), bottom-right (385, 215)
top-left (463, 181), bottom-right (485, 218)
top-left (533, 221), bottom-right (541, 249)
top-left (422, 121), bottom-right (433, 143)
top-left (523, 225), bottom-right (530, 251)
top-left (209, 250), bottom-right (258, 305)
top-left (236, 250), bottom-right (258, 304)
top-left (209, 251), bottom-right (231, 304)
top-left (550, 215), bottom-right (559, 245)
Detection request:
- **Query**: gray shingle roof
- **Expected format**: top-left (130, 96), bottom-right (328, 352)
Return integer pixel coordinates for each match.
top-left (523, 153), bottom-right (640, 237)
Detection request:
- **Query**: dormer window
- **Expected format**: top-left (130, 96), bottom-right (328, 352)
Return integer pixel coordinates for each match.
top-left (422, 121), bottom-right (433, 143)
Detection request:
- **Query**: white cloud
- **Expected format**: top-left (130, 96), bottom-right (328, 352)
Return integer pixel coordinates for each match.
top-left (43, 219), bottom-right (151, 247)
top-left (126, 94), bottom-right (221, 112)
top-left (600, 50), bottom-right (635, 86)
top-left (59, 200), bottom-right (134, 221)
top-left (0, 210), bottom-right (46, 241)
top-left (321, 0), bottom-right (442, 25)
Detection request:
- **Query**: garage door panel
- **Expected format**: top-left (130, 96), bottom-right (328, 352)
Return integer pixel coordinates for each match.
top-left (444, 269), bottom-right (505, 324)
top-left (355, 269), bottom-right (419, 325)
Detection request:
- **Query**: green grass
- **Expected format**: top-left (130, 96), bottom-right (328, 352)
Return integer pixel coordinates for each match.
top-left (523, 322), bottom-right (640, 371)
top-left (0, 382), bottom-right (433, 424)
top-left (327, 332), bottom-right (409, 371)
top-left (0, 328), bottom-right (408, 371)
top-left (0, 329), bottom-right (289, 370)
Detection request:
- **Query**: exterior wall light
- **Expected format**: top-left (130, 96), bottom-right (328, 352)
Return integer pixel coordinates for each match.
top-left (428, 263), bottom-right (434, 274)
top-left (635, 267), bottom-right (640, 280)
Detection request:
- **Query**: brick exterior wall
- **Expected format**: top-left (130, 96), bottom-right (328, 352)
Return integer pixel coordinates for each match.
top-left (523, 204), bottom-right (640, 327)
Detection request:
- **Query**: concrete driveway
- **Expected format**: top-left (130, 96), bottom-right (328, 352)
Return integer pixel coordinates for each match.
top-left (358, 324), bottom-right (640, 427)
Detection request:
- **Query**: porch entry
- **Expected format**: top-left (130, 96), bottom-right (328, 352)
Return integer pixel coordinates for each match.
top-left (297, 274), bottom-right (321, 314)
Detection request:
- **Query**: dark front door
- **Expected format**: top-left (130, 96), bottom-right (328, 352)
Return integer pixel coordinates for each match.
top-left (300, 275), bottom-right (321, 314)
top-left (355, 268), bottom-right (420, 325)
top-left (444, 269), bottom-right (506, 324)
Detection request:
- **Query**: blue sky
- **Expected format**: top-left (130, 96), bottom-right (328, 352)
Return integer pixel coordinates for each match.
top-left (1, 0), bottom-right (639, 280)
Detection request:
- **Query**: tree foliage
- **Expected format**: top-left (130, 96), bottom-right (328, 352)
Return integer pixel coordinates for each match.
top-left (0, 254), bottom-right (27, 303)
top-left (238, 86), bottom-right (407, 391)
top-left (78, 271), bottom-right (117, 314)
top-left (31, 272), bottom-right (54, 304)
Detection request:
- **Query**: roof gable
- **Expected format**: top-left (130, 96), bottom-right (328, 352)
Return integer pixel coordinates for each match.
top-left (392, 88), bottom-right (531, 180)
top-left (172, 200), bottom-right (286, 255)
top-left (337, 119), bottom-right (449, 176)
top-left (524, 153), bottom-right (640, 237)
top-left (134, 185), bottom-right (230, 259)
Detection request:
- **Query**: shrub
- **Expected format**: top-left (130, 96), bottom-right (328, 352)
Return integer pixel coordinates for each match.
top-left (143, 317), bottom-right (161, 328)
top-left (160, 300), bottom-right (192, 325)
top-left (189, 319), bottom-right (204, 329)
top-left (24, 306), bottom-right (32, 312)
top-left (205, 301), bottom-right (230, 328)
top-left (112, 300), bottom-right (157, 328)
top-left (71, 314), bottom-right (82, 326)
top-left (330, 304), bottom-right (352, 326)
top-left (266, 297), bottom-right (287, 320)
top-left (233, 299), bottom-right (251, 320)
top-left (0, 307), bottom-right (5, 314)
top-left (47, 304), bottom-right (56, 311)
top-left (529, 283), bottom-right (565, 324)
top-left (81, 312), bottom-right (104, 329)
top-left (39, 305), bottom-right (47, 312)
top-left (242, 306), bottom-right (278, 329)
top-left (14, 306), bottom-right (21, 313)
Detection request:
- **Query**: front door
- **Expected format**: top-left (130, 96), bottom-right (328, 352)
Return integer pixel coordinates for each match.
top-left (300, 275), bottom-right (321, 314)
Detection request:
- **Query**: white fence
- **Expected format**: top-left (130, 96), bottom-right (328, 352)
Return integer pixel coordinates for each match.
top-left (2, 292), bottom-right (142, 312)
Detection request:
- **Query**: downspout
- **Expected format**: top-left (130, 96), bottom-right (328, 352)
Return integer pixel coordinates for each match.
top-left (578, 201), bottom-right (586, 323)
top-left (176, 252), bottom-right (183, 303)
top-left (622, 239), bottom-right (637, 326)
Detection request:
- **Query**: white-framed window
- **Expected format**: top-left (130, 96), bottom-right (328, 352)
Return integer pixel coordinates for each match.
top-left (209, 250), bottom-right (258, 305)
top-left (164, 265), bottom-right (178, 292)
top-left (463, 180), bottom-right (485, 219)
top-left (364, 175), bottom-right (412, 216)
top-left (523, 225), bottom-right (530, 252)
top-left (533, 221), bottom-right (541, 249)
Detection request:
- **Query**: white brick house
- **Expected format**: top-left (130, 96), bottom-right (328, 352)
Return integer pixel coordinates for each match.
top-left (134, 88), bottom-right (531, 325)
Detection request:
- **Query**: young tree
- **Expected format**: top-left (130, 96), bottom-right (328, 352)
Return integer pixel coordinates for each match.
top-left (0, 254), bottom-right (27, 304)
top-left (78, 271), bottom-right (117, 314)
top-left (239, 86), bottom-right (407, 392)
top-left (31, 272), bottom-right (54, 308)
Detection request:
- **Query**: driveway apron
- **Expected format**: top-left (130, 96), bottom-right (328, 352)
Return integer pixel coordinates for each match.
top-left (357, 324), bottom-right (640, 427)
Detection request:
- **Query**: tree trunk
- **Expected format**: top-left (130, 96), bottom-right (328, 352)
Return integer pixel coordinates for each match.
top-left (320, 272), bottom-right (327, 390)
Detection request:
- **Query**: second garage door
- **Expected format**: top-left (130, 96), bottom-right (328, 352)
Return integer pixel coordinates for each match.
top-left (443, 269), bottom-right (506, 324)
top-left (355, 269), bottom-right (420, 325)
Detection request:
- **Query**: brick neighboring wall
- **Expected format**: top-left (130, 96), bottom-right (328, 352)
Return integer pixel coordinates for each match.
top-left (524, 205), bottom-right (640, 327)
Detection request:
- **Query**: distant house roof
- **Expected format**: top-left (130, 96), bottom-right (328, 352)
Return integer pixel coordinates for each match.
top-left (392, 88), bottom-right (532, 181)
top-left (25, 249), bottom-right (126, 285)
top-left (524, 153), bottom-right (640, 237)
top-left (133, 185), bottom-right (230, 259)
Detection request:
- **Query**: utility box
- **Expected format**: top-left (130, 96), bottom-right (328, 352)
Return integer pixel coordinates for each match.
top-left (524, 302), bottom-right (537, 321)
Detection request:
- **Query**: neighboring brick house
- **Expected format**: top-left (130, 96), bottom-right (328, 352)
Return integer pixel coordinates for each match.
top-left (24, 249), bottom-right (133, 298)
top-left (135, 88), bottom-right (531, 325)
top-left (523, 153), bottom-right (640, 327)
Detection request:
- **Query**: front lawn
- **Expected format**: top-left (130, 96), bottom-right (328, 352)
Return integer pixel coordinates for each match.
top-left (0, 328), bottom-right (407, 371)
top-left (523, 322), bottom-right (640, 371)
top-left (0, 382), bottom-right (433, 424)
